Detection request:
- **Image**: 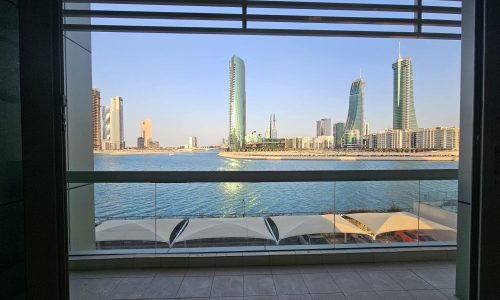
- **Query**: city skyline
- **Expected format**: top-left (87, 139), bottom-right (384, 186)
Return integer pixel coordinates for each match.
top-left (92, 35), bottom-right (460, 147)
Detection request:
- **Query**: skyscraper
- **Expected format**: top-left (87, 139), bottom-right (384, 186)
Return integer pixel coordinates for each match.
top-left (140, 119), bottom-right (152, 148)
top-left (101, 105), bottom-right (111, 150)
top-left (316, 118), bottom-right (332, 136)
top-left (229, 55), bottom-right (246, 150)
top-left (110, 96), bottom-right (124, 150)
top-left (393, 45), bottom-right (418, 130)
top-left (345, 77), bottom-right (365, 135)
top-left (333, 122), bottom-right (345, 146)
top-left (265, 114), bottom-right (278, 139)
top-left (188, 136), bottom-right (198, 149)
top-left (92, 88), bottom-right (101, 151)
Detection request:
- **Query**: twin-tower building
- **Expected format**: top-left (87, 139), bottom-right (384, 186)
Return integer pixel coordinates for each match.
top-left (228, 48), bottom-right (418, 150)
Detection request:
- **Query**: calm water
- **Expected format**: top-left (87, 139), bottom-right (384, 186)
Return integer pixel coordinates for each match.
top-left (93, 151), bottom-right (458, 219)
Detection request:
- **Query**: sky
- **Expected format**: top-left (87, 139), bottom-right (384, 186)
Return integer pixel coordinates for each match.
top-left (91, 12), bottom-right (461, 148)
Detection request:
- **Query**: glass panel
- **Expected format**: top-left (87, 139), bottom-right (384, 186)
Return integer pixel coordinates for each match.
top-left (418, 180), bottom-right (458, 244)
top-left (335, 180), bottom-right (419, 246)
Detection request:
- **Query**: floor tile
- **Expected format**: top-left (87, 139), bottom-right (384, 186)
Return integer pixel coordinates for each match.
top-left (210, 297), bottom-right (244, 300)
top-left (141, 276), bottom-right (183, 298)
top-left (186, 267), bottom-right (216, 277)
top-left (302, 273), bottom-right (341, 294)
top-left (310, 293), bottom-right (347, 300)
top-left (439, 288), bottom-right (459, 299)
top-left (244, 275), bottom-right (276, 296)
top-left (211, 276), bottom-right (244, 297)
top-left (384, 269), bottom-right (433, 290)
top-left (413, 268), bottom-right (456, 289)
top-left (244, 266), bottom-right (273, 275)
top-left (107, 277), bottom-right (153, 299)
top-left (357, 271), bottom-right (402, 291)
top-left (277, 294), bottom-right (312, 300)
top-left (329, 272), bottom-right (372, 294)
top-left (273, 274), bottom-right (309, 295)
top-left (298, 265), bottom-right (328, 274)
top-left (408, 289), bottom-right (449, 300)
top-left (154, 268), bottom-right (187, 277)
top-left (344, 291), bottom-right (381, 300)
top-left (215, 267), bottom-right (244, 276)
top-left (375, 290), bottom-right (414, 300)
top-left (244, 296), bottom-right (278, 300)
top-left (272, 266), bottom-right (301, 274)
top-left (177, 276), bottom-right (214, 298)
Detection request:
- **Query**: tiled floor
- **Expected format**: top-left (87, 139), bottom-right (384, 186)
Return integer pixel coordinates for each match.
top-left (70, 261), bottom-right (457, 300)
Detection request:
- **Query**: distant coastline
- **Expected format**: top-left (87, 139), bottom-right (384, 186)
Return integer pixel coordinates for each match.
top-left (94, 149), bottom-right (208, 155)
top-left (218, 150), bottom-right (459, 161)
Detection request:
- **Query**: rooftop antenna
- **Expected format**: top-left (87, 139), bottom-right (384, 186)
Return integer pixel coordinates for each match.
top-left (398, 41), bottom-right (401, 59)
top-left (359, 68), bottom-right (362, 79)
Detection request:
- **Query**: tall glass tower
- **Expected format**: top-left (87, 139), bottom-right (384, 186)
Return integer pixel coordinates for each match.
top-left (229, 55), bottom-right (246, 150)
top-left (392, 47), bottom-right (418, 130)
top-left (345, 78), bottom-right (365, 135)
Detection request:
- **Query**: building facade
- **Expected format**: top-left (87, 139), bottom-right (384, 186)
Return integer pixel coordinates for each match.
top-left (188, 136), bottom-right (197, 149)
top-left (101, 105), bottom-right (111, 150)
top-left (92, 89), bottom-right (101, 151)
top-left (393, 49), bottom-right (418, 130)
top-left (367, 127), bottom-right (459, 150)
top-left (333, 122), bottom-right (345, 147)
top-left (140, 119), bottom-right (152, 147)
top-left (137, 137), bottom-right (145, 149)
top-left (229, 55), bottom-right (246, 150)
top-left (316, 118), bottom-right (332, 137)
top-left (110, 96), bottom-right (124, 150)
top-left (345, 78), bottom-right (365, 136)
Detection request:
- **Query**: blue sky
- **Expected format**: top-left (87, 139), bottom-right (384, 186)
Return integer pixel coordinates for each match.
top-left (92, 31), bottom-right (461, 147)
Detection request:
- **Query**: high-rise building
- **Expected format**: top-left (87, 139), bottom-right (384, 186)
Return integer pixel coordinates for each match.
top-left (110, 96), bottom-right (124, 150)
top-left (188, 136), bottom-right (197, 149)
top-left (92, 88), bottom-right (101, 151)
top-left (101, 105), bottom-right (111, 150)
top-left (333, 122), bottom-right (345, 146)
top-left (345, 77), bottom-right (365, 136)
top-left (316, 118), bottom-right (332, 137)
top-left (393, 45), bottom-right (418, 130)
top-left (229, 55), bottom-right (246, 150)
top-left (265, 114), bottom-right (278, 139)
top-left (137, 137), bottom-right (145, 149)
top-left (363, 121), bottom-right (370, 136)
top-left (140, 119), bottom-right (152, 147)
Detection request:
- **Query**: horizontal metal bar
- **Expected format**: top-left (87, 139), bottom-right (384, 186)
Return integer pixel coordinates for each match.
top-left (63, 24), bottom-right (461, 39)
top-left (63, 10), bottom-right (461, 27)
top-left (64, 0), bottom-right (461, 14)
top-left (66, 169), bottom-right (458, 183)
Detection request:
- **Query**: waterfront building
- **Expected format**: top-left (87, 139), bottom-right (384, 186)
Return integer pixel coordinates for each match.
top-left (316, 118), bottom-right (331, 137)
top-left (345, 78), bottom-right (365, 138)
top-left (92, 88), bottom-right (101, 151)
top-left (343, 130), bottom-right (361, 148)
top-left (229, 55), bottom-right (246, 150)
top-left (110, 96), bottom-right (124, 150)
top-left (363, 121), bottom-right (370, 136)
top-left (333, 122), bottom-right (345, 147)
top-left (367, 127), bottom-right (459, 150)
top-left (140, 119), bottom-right (152, 148)
top-left (148, 140), bottom-right (160, 149)
top-left (265, 114), bottom-right (278, 139)
top-left (314, 135), bottom-right (334, 149)
top-left (137, 137), bottom-right (144, 149)
top-left (393, 46), bottom-right (418, 130)
top-left (188, 136), bottom-right (197, 149)
top-left (101, 105), bottom-right (112, 150)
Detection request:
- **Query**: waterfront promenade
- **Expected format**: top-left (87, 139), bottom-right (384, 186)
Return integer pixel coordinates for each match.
top-left (219, 150), bottom-right (459, 161)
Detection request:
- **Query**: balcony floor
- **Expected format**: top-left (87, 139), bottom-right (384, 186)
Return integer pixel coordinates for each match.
top-left (70, 260), bottom-right (457, 300)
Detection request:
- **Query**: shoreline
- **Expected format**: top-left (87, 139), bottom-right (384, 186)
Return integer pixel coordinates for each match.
top-left (218, 151), bottom-right (459, 161)
top-left (94, 149), bottom-right (207, 155)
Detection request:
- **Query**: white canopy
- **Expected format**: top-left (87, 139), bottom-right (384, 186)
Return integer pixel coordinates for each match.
top-left (346, 212), bottom-right (456, 236)
top-left (270, 214), bottom-right (368, 241)
top-left (173, 217), bottom-right (275, 244)
top-left (95, 219), bottom-right (183, 244)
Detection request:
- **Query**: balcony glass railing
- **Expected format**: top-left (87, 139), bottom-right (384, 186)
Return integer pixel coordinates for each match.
top-left (66, 169), bottom-right (457, 254)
